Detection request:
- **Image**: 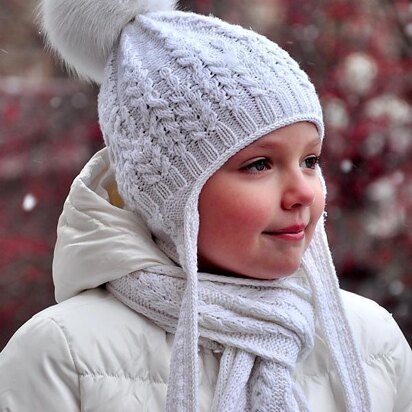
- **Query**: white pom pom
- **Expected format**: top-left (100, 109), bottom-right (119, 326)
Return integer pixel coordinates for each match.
top-left (40, 0), bottom-right (176, 83)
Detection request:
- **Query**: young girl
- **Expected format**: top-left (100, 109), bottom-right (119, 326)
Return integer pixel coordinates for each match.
top-left (0, 0), bottom-right (411, 411)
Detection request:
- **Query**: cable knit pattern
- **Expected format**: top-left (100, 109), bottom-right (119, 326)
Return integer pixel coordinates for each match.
top-left (108, 267), bottom-right (315, 412)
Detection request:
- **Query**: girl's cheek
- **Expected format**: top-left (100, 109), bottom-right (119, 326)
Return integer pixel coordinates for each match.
top-left (236, 199), bottom-right (274, 229)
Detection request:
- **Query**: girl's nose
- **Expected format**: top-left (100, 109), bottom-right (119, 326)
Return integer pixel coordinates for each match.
top-left (281, 171), bottom-right (315, 210)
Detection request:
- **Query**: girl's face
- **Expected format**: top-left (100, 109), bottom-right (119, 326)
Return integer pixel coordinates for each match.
top-left (198, 122), bottom-right (325, 279)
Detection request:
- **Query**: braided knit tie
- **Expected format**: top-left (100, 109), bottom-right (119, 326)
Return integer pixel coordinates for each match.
top-left (108, 266), bottom-right (315, 411)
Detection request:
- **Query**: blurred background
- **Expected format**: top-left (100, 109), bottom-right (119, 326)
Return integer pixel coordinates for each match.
top-left (0, 0), bottom-right (411, 350)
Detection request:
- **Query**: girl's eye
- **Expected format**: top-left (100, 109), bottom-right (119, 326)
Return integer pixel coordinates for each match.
top-left (302, 156), bottom-right (321, 170)
top-left (243, 158), bottom-right (271, 173)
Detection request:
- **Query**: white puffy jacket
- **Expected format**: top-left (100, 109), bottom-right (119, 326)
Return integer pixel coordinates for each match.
top-left (1, 149), bottom-right (411, 412)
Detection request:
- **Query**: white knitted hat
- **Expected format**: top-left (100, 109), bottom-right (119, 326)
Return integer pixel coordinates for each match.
top-left (102, 14), bottom-right (326, 264)
top-left (41, 0), bottom-right (371, 410)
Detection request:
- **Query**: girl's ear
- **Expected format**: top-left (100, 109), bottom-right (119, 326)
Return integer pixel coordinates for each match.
top-left (38, 0), bottom-right (176, 83)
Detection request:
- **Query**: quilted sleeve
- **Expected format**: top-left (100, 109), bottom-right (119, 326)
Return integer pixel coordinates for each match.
top-left (388, 313), bottom-right (412, 412)
top-left (0, 313), bottom-right (80, 412)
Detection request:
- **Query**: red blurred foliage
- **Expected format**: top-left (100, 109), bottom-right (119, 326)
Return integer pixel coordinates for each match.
top-left (0, 78), bottom-right (102, 348)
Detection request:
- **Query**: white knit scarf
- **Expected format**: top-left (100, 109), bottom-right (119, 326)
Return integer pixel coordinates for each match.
top-left (108, 266), bottom-right (315, 411)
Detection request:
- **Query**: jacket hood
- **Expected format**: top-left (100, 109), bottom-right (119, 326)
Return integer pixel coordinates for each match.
top-left (53, 148), bottom-right (172, 303)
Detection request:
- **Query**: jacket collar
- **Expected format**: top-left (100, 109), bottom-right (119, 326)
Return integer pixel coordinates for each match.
top-left (53, 148), bottom-right (172, 303)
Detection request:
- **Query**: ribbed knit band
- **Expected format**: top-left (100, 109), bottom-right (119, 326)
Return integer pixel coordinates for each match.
top-left (98, 11), bottom-right (324, 260)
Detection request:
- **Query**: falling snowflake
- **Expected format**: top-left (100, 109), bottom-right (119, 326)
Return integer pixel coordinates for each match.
top-left (22, 193), bottom-right (37, 212)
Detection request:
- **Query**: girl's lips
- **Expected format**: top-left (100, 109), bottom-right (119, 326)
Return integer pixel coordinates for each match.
top-left (268, 231), bottom-right (305, 241)
top-left (263, 225), bottom-right (306, 241)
